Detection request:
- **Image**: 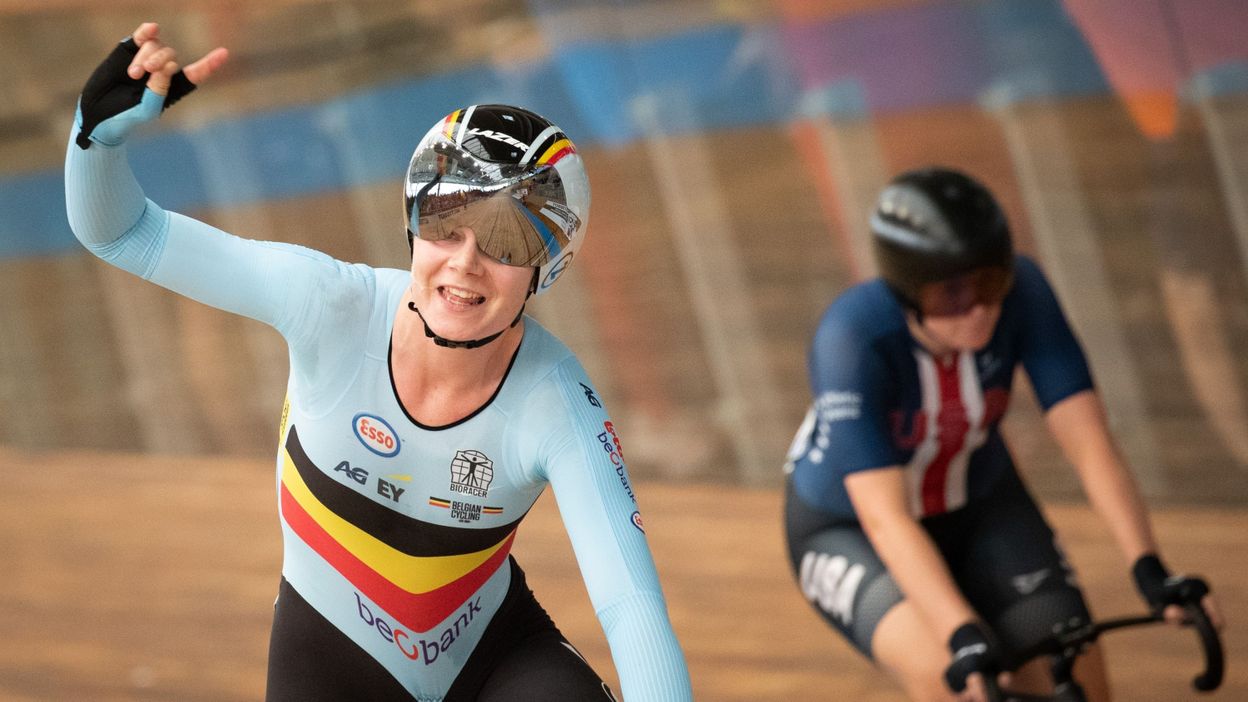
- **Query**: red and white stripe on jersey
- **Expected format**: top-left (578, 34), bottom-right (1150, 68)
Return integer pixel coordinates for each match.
top-left (904, 350), bottom-right (990, 517)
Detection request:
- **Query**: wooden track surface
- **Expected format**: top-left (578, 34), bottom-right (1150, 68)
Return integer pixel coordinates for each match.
top-left (0, 447), bottom-right (1242, 701)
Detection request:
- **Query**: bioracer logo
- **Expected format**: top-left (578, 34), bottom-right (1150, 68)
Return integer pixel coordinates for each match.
top-left (449, 450), bottom-right (493, 497)
top-left (354, 413), bottom-right (400, 457)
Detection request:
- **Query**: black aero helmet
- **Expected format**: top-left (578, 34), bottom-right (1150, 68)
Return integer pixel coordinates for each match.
top-left (404, 104), bottom-right (590, 295)
top-left (870, 167), bottom-right (1014, 310)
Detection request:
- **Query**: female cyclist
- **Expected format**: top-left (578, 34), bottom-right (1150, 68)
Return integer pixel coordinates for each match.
top-left (783, 167), bottom-right (1223, 701)
top-left (65, 23), bottom-right (693, 702)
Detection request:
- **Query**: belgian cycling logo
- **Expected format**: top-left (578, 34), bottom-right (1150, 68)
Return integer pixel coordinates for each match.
top-left (449, 450), bottom-right (493, 497)
top-left (353, 413), bottom-right (400, 457)
top-left (428, 496), bottom-right (504, 523)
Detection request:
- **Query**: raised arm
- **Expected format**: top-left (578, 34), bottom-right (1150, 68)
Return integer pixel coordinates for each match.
top-left (65, 23), bottom-right (369, 373)
top-left (68, 22), bottom-right (226, 254)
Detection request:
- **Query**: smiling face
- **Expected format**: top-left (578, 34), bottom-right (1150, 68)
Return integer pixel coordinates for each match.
top-left (408, 226), bottom-right (535, 344)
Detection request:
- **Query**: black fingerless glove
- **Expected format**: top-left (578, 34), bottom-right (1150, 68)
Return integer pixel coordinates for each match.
top-left (1132, 554), bottom-right (1210, 615)
top-left (76, 37), bottom-right (197, 149)
top-left (944, 621), bottom-right (1002, 693)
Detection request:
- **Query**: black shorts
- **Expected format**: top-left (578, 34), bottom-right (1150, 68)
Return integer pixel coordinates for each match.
top-left (266, 557), bottom-right (617, 702)
top-left (784, 469), bottom-right (1091, 664)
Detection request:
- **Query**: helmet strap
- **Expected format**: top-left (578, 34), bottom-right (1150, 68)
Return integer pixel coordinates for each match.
top-left (406, 302), bottom-right (527, 350)
top-left (405, 274), bottom-right (534, 350)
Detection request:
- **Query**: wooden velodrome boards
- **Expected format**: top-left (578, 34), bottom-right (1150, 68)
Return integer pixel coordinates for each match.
top-left (0, 446), bottom-right (1242, 701)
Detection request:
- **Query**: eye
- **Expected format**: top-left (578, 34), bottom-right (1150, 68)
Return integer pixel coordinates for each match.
top-left (433, 231), bottom-right (464, 248)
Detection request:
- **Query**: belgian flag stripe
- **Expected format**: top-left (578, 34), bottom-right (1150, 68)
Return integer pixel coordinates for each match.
top-left (280, 452), bottom-right (504, 593)
top-left (285, 425), bottom-right (521, 556)
top-left (280, 482), bottom-right (513, 633)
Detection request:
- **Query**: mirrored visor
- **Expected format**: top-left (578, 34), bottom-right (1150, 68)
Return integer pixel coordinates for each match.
top-left (407, 138), bottom-right (580, 268)
top-left (915, 266), bottom-right (1013, 317)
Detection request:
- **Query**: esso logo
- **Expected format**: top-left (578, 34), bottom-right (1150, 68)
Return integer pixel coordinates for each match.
top-left (353, 413), bottom-right (400, 457)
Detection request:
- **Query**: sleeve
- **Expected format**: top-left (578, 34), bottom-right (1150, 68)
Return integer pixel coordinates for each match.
top-left (64, 122), bottom-right (369, 393)
top-left (531, 360), bottom-right (693, 701)
top-left (804, 301), bottom-right (905, 477)
top-left (1013, 256), bottom-right (1095, 410)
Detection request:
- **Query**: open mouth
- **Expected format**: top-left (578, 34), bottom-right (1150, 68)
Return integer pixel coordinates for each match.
top-left (439, 285), bottom-right (485, 307)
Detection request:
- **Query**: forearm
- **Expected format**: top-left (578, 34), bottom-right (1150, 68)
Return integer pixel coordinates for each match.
top-left (65, 27), bottom-right (209, 272)
top-left (863, 511), bottom-right (977, 642)
top-left (1080, 450), bottom-right (1157, 562)
top-left (64, 124), bottom-right (155, 255)
top-left (1048, 391), bottom-right (1159, 562)
top-left (847, 468), bottom-right (979, 641)
top-left (599, 591), bottom-right (693, 701)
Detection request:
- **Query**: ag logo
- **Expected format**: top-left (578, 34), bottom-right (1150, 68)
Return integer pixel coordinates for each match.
top-left (353, 413), bottom-right (400, 457)
top-left (540, 252), bottom-right (574, 290)
top-left (449, 450), bottom-right (493, 497)
top-left (579, 382), bottom-right (601, 408)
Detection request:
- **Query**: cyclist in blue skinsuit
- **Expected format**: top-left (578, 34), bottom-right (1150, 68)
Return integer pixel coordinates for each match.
top-left (783, 167), bottom-right (1223, 701)
top-left (66, 23), bottom-right (693, 702)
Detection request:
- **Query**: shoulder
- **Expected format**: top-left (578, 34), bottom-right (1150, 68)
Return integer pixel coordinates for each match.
top-left (302, 260), bottom-right (388, 321)
top-left (813, 279), bottom-right (907, 354)
top-left (505, 320), bottom-right (614, 431)
top-left (370, 266), bottom-right (410, 303)
top-left (315, 263), bottom-right (415, 315)
top-left (497, 320), bottom-right (609, 473)
top-left (496, 318), bottom-right (584, 410)
top-left (1006, 254), bottom-right (1053, 300)
top-left (999, 254), bottom-right (1066, 324)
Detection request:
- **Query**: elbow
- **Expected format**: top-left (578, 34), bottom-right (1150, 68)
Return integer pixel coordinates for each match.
top-left (857, 506), bottom-right (914, 545)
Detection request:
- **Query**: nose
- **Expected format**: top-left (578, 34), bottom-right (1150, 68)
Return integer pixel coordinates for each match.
top-left (447, 227), bottom-right (485, 272)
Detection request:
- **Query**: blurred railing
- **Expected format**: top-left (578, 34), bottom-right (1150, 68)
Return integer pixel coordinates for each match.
top-left (1, 0), bottom-right (1246, 503)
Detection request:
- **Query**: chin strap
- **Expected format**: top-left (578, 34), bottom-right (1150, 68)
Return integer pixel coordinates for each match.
top-left (407, 302), bottom-right (526, 350)
top-left (405, 271), bottom-right (539, 350)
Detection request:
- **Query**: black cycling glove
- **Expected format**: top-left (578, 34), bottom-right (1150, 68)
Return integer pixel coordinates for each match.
top-left (1132, 553), bottom-right (1210, 615)
top-left (76, 36), bottom-right (197, 149)
top-left (944, 621), bottom-right (1002, 693)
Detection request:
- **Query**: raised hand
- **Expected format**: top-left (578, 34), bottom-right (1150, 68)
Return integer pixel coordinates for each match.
top-left (127, 22), bottom-right (229, 97)
top-left (76, 22), bottom-right (228, 149)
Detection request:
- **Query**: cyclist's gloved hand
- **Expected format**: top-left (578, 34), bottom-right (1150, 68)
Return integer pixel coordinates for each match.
top-left (1132, 554), bottom-right (1210, 615)
top-left (944, 621), bottom-right (1002, 694)
top-left (75, 36), bottom-right (197, 149)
